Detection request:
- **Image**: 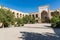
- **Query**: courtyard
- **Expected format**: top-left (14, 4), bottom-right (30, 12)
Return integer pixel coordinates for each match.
top-left (0, 24), bottom-right (60, 40)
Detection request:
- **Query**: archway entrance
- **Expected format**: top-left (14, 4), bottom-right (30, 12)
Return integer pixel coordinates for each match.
top-left (41, 11), bottom-right (50, 23)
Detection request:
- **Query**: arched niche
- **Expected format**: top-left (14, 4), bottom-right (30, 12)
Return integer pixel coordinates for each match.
top-left (38, 6), bottom-right (50, 23)
top-left (41, 10), bottom-right (50, 23)
top-left (51, 10), bottom-right (60, 17)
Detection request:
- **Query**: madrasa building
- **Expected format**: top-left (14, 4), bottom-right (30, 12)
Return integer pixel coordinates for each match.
top-left (0, 5), bottom-right (60, 23)
top-left (30, 5), bottom-right (60, 23)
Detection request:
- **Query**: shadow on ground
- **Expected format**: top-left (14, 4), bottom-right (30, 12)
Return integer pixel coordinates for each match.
top-left (19, 29), bottom-right (60, 40)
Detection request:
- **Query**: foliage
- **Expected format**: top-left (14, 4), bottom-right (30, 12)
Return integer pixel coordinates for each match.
top-left (0, 7), bottom-right (15, 27)
top-left (15, 15), bottom-right (36, 27)
top-left (23, 15), bottom-right (36, 24)
top-left (51, 11), bottom-right (60, 28)
top-left (23, 15), bottom-right (30, 24)
top-left (51, 15), bottom-right (60, 23)
top-left (30, 17), bottom-right (36, 23)
top-left (15, 18), bottom-right (24, 26)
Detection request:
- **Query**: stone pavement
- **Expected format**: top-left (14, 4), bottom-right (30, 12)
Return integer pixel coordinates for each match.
top-left (0, 24), bottom-right (60, 40)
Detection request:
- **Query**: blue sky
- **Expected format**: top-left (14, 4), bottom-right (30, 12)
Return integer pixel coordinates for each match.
top-left (0, 0), bottom-right (60, 13)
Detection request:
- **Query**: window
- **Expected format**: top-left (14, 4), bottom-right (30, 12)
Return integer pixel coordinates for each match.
top-left (36, 14), bottom-right (38, 18)
top-left (29, 15), bottom-right (31, 17)
top-left (51, 12), bottom-right (54, 16)
top-left (32, 14), bottom-right (34, 18)
top-left (13, 12), bottom-right (15, 14)
top-left (51, 11), bottom-right (59, 16)
top-left (20, 14), bottom-right (22, 17)
top-left (17, 13), bottom-right (19, 18)
top-left (23, 14), bottom-right (24, 17)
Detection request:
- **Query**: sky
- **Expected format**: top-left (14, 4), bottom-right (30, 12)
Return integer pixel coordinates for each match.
top-left (0, 0), bottom-right (60, 13)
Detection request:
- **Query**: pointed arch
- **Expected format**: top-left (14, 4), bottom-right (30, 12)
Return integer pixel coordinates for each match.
top-left (41, 10), bottom-right (50, 23)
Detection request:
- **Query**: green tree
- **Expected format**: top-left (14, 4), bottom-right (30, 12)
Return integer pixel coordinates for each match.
top-left (23, 15), bottom-right (30, 24)
top-left (30, 17), bottom-right (36, 23)
top-left (23, 15), bottom-right (36, 24)
top-left (16, 18), bottom-right (24, 26)
top-left (0, 7), bottom-right (15, 27)
top-left (51, 11), bottom-right (60, 28)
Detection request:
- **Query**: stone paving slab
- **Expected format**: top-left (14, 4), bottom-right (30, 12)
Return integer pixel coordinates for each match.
top-left (0, 24), bottom-right (60, 40)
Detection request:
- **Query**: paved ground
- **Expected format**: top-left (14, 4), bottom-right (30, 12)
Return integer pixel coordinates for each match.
top-left (0, 24), bottom-right (60, 40)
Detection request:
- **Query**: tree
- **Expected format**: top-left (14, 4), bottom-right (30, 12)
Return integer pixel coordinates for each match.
top-left (0, 7), bottom-right (15, 27)
top-left (23, 15), bottom-right (30, 24)
top-left (23, 15), bottom-right (36, 24)
top-left (51, 11), bottom-right (60, 28)
top-left (30, 17), bottom-right (36, 23)
top-left (16, 18), bottom-right (24, 26)
top-left (5, 9), bottom-right (15, 25)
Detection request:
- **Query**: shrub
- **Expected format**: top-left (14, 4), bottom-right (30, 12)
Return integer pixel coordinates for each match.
top-left (55, 21), bottom-right (60, 28)
top-left (16, 18), bottom-right (24, 27)
top-left (21, 24), bottom-right (24, 26)
top-left (51, 23), bottom-right (56, 28)
top-left (51, 11), bottom-right (60, 28)
top-left (23, 15), bottom-right (36, 24)
top-left (4, 22), bottom-right (9, 27)
top-left (0, 8), bottom-right (15, 27)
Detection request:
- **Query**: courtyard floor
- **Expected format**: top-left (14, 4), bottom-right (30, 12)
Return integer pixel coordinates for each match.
top-left (0, 23), bottom-right (60, 40)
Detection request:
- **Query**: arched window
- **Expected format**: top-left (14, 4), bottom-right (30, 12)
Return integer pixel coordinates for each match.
top-left (13, 12), bottom-right (15, 14)
top-left (36, 14), bottom-right (38, 18)
top-left (20, 14), bottom-right (22, 17)
top-left (29, 14), bottom-right (31, 17)
top-left (51, 11), bottom-right (59, 16)
top-left (17, 13), bottom-right (19, 18)
top-left (51, 12), bottom-right (54, 16)
top-left (22, 14), bottom-right (24, 17)
top-left (17, 13), bottom-right (19, 15)
top-left (32, 14), bottom-right (34, 18)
